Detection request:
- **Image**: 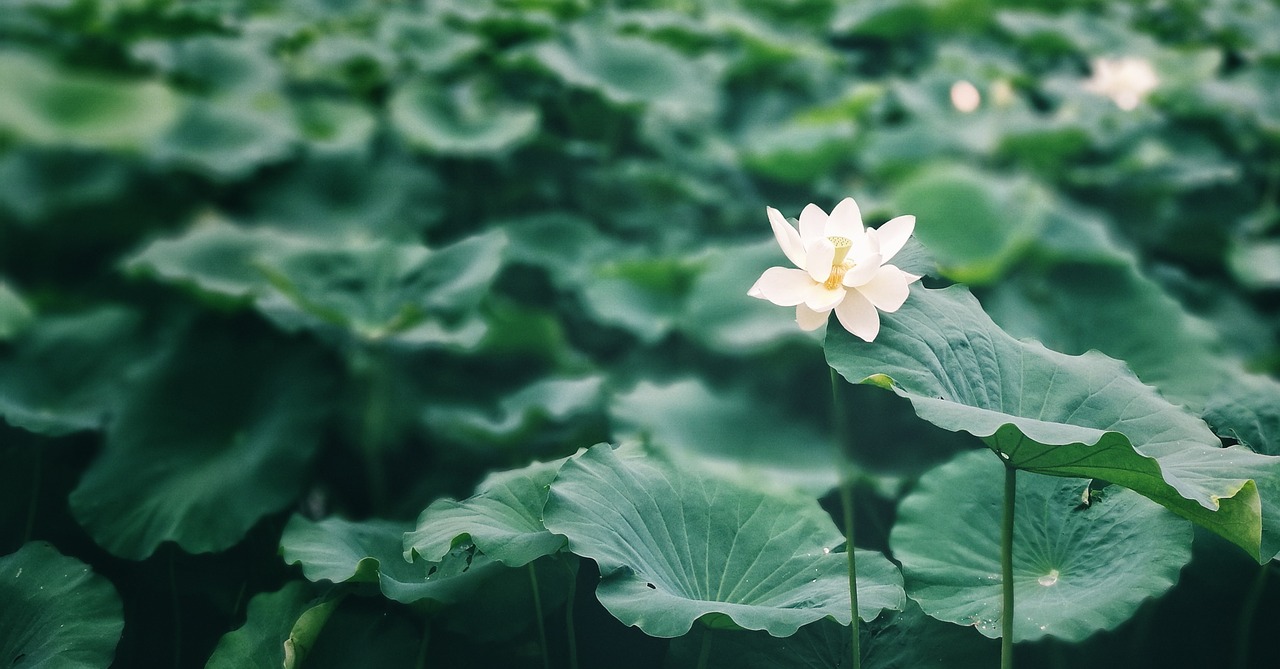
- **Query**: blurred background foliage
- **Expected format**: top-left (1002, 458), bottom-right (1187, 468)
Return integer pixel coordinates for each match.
top-left (1, 0), bottom-right (1279, 666)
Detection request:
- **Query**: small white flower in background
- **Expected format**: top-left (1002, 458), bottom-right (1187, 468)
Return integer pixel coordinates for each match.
top-left (748, 198), bottom-right (921, 342)
top-left (950, 80), bottom-right (981, 113)
top-left (1084, 56), bottom-right (1158, 111)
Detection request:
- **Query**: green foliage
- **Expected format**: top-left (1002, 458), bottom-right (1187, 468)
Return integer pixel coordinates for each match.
top-left (0, 542), bottom-right (123, 668)
top-left (891, 450), bottom-right (1192, 642)
top-left (4, 0), bottom-right (1280, 666)
top-left (826, 285), bottom-right (1280, 561)
top-left (543, 444), bottom-right (905, 637)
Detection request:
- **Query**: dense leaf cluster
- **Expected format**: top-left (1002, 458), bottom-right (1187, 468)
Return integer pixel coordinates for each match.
top-left (2, 0), bottom-right (1279, 667)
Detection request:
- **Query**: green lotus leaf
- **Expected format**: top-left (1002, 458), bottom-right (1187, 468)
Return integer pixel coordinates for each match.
top-left (544, 444), bottom-right (904, 638)
top-left (153, 96), bottom-right (298, 180)
top-left (0, 51), bottom-right (181, 151)
top-left (986, 261), bottom-right (1280, 457)
top-left (679, 241), bottom-right (821, 354)
top-left (404, 456), bottom-right (568, 567)
top-left (663, 599), bottom-right (996, 668)
top-left (579, 255), bottom-right (703, 344)
top-left (526, 25), bottom-right (715, 119)
top-left (891, 450), bottom-right (1192, 642)
top-left (0, 542), bottom-right (123, 668)
top-left (0, 307), bottom-right (146, 436)
top-left (281, 515), bottom-right (515, 607)
top-left (289, 35), bottom-right (395, 94)
top-left (1229, 238), bottom-right (1280, 290)
top-left (206, 582), bottom-right (336, 669)
top-left (127, 221), bottom-right (500, 348)
top-left (741, 119), bottom-right (857, 184)
top-left (890, 165), bottom-right (1049, 284)
top-left (825, 285), bottom-right (1280, 562)
top-left (0, 282), bottom-right (33, 341)
top-left (0, 149), bottom-right (133, 223)
top-left (256, 230), bottom-right (505, 346)
top-left (123, 217), bottom-right (297, 302)
top-left (291, 97), bottom-right (377, 152)
top-left (293, 597), bottom-right (424, 669)
top-left (281, 514), bottom-right (573, 639)
top-left (247, 155), bottom-right (441, 238)
top-left (129, 35), bottom-right (281, 95)
top-left (423, 376), bottom-right (604, 450)
top-left (609, 378), bottom-right (837, 496)
top-left (68, 330), bottom-right (329, 558)
top-left (389, 78), bottom-right (539, 156)
top-left (377, 13), bottom-right (483, 73)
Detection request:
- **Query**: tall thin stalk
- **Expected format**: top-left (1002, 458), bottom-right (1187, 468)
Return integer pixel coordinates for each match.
top-left (830, 369), bottom-right (860, 669)
top-left (1232, 564), bottom-right (1271, 669)
top-left (1000, 465), bottom-right (1016, 669)
top-left (528, 563), bottom-right (551, 669)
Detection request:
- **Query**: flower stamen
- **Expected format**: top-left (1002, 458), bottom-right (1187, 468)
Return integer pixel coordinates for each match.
top-left (824, 236), bottom-right (854, 289)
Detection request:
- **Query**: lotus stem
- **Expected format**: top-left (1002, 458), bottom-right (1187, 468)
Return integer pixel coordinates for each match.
top-left (1001, 464), bottom-right (1016, 669)
top-left (528, 563), bottom-right (551, 669)
top-left (830, 368), bottom-right (861, 669)
top-left (695, 626), bottom-right (713, 669)
top-left (565, 560), bottom-right (580, 669)
top-left (1233, 563), bottom-right (1271, 669)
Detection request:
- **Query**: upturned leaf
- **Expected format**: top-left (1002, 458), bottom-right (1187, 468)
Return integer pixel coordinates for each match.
top-left (825, 285), bottom-right (1280, 561)
top-left (404, 456), bottom-right (568, 567)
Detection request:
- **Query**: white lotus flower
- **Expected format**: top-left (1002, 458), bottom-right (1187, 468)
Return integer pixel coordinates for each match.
top-left (748, 198), bottom-right (921, 342)
top-left (1084, 56), bottom-right (1158, 111)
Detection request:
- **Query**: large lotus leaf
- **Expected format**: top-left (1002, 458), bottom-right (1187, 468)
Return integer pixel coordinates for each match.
top-left (890, 165), bottom-right (1049, 284)
top-left (891, 450), bottom-right (1192, 642)
top-left (578, 255), bottom-right (703, 344)
top-left (0, 51), bottom-right (180, 151)
top-left (544, 444), bottom-right (904, 638)
top-left (404, 456), bottom-right (568, 567)
top-left (294, 597), bottom-right (424, 669)
top-left (377, 13), bottom-right (482, 73)
top-left (129, 35), bottom-right (282, 94)
top-left (526, 25), bottom-right (716, 119)
top-left (741, 119), bottom-right (857, 185)
top-left (280, 515), bottom-right (512, 607)
top-left (609, 378), bottom-right (837, 496)
top-left (206, 582), bottom-right (336, 669)
top-left (281, 514), bottom-right (573, 639)
top-left (68, 331), bottom-right (329, 559)
top-left (0, 307), bottom-right (146, 436)
top-left (291, 97), bottom-right (377, 152)
top-left (0, 282), bottom-right (32, 340)
top-left (126, 221), bottom-right (498, 348)
top-left (825, 285), bottom-right (1280, 562)
top-left (247, 155), bottom-right (441, 238)
top-left (423, 376), bottom-right (604, 450)
top-left (0, 542), bottom-right (123, 668)
top-left (152, 96), bottom-right (298, 180)
top-left (389, 78), bottom-right (539, 156)
top-left (256, 230), bottom-right (505, 345)
top-left (1229, 239), bottom-right (1280, 290)
top-left (663, 600), bottom-right (995, 668)
top-left (679, 241), bottom-right (820, 354)
top-left (0, 149), bottom-right (134, 223)
top-left (501, 213), bottom-right (610, 289)
top-left (986, 262), bottom-right (1280, 456)
top-left (123, 218), bottom-right (299, 301)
